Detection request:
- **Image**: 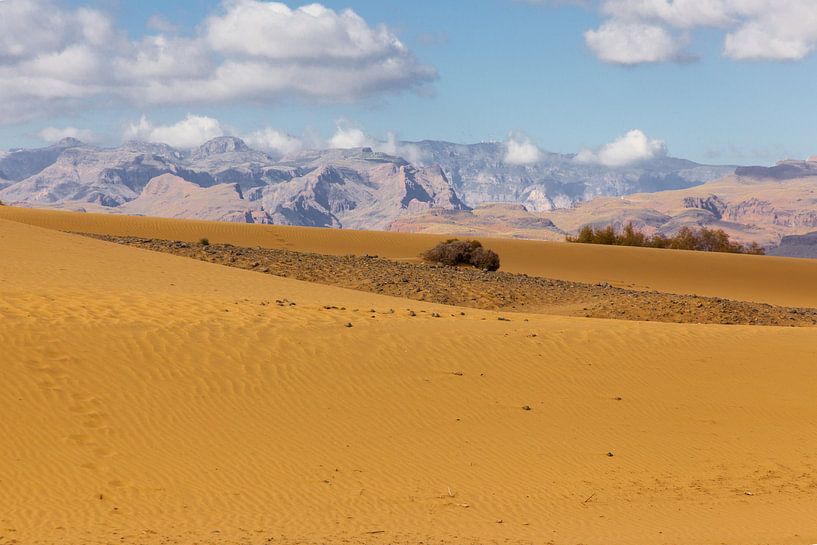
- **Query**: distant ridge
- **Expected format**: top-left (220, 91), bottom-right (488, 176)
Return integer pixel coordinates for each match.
top-left (0, 137), bottom-right (734, 229)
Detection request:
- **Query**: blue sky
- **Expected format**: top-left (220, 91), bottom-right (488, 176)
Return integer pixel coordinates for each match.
top-left (2, 0), bottom-right (817, 165)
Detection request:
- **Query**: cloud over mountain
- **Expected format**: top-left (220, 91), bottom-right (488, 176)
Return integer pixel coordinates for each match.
top-left (504, 134), bottom-right (543, 165)
top-left (37, 126), bottom-right (96, 144)
top-left (243, 128), bottom-right (304, 157)
top-left (0, 0), bottom-right (437, 124)
top-left (575, 129), bottom-right (667, 167)
top-left (124, 115), bottom-right (225, 149)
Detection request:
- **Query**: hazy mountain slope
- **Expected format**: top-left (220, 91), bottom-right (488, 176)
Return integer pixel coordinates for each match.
top-left (0, 142), bottom-right (215, 207)
top-left (0, 138), bottom-right (83, 182)
top-left (404, 140), bottom-right (736, 211)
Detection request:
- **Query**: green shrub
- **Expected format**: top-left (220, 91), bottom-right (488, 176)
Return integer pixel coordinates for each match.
top-left (198, 237), bottom-right (210, 246)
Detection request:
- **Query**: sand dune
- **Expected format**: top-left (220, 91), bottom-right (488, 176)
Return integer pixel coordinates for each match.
top-left (2, 216), bottom-right (817, 544)
top-left (3, 205), bottom-right (817, 308)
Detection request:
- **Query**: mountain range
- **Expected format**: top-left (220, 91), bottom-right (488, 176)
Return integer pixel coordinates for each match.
top-left (4, 136), bottom-right (817, 256)
top-left (0, 136), bottom-right (733, 229)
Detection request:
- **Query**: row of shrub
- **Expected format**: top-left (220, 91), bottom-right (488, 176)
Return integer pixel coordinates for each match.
top-left (422, 239), bottom-right (501, 271)
top-left (567, 223), bottom-right (765, 255)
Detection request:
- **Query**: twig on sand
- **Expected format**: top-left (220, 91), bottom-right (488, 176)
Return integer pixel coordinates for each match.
top-left (363, 530), bottom-right (386, 535)
top-left (583, 492), bottom-right (597, 504)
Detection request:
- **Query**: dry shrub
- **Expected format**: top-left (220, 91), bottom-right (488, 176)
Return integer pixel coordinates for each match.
top-left (470, 246), bottom-right (501, 271)
top-left (422, 239), bottom-right (501, 271)
top-left (567, 222), bottom-right (765, 255)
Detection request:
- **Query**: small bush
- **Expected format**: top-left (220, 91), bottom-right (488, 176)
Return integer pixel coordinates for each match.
top-left (470, 246), bottom-right (501, 271)
top-left (422, 239), bottom-right (501, 271)
top-left (198, 237), bottom-right (210, 246)
top-left (567, 222), bottom-right (765, 255)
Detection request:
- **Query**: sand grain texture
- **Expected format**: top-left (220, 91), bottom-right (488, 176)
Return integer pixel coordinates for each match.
top-left (2, 212), bottom-right (817, 544)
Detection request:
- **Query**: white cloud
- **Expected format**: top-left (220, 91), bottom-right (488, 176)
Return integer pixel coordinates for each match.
top-left (581, 0), bottom-right (817, 64)
top-left (504, 134), bottom-right (543, 165)
top-left (205, 2), bottom-right (405, 61)
top-left (243, 127), bottom-right (303, 157)
top-left (124, 114), bottom-right (224, 149)
top-left (375, 132), bottom-right (427, 164)
top-left (575, 129), bottom-right (667, 167)
top-left (0, 0), bottom-right (436, 125)
top-left (328, 122), bottom-right (375, 149)
top-left (325, 123), bottom-right (429, 164)
top-left (585, 21), bottom-right (681, 64)
top-left (37, 126), bottom-right (95, 143)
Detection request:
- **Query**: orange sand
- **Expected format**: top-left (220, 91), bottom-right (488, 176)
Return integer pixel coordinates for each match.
top-left (2, 210), bottom-right (817, 544)
top-left (3, 205), bottom-right (817, 307)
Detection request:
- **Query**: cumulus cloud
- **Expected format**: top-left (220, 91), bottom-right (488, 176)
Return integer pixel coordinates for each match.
top-left (0, 0), bottom-right (436, 125)
top-left (575, 129), bottom-right (667, 167)
top-left (580, 0), bottom-right (817, 64)
top-left (328, 121), bottom-right (375, 149)
top-left (504, 134), bottom-right (543, 165)
top-left (37, 126), bottom-right (96, 143)
top-left (124, 114), bottom-right (224, 149)
top-left (243, 127), bottom-right (303, 157)
top-left (585, 21), bottom-right (682, 64)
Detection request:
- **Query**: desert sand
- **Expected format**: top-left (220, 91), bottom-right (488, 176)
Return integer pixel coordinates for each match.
top-left (4, 205), bottom-right (817, 307)
top-left (2, 208), bottom-right (817, 545)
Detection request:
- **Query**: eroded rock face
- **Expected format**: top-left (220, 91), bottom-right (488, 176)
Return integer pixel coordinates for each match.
top-left (260, 160), bottom-right (468, 229)
top-left (770, 232), bottom-right (817, 258)
top-left (120, 174), bottom-right (268, 224)
top-left (683, 196), bottom-right (728, 219)
top-left (683, 196), bottom-right (817, 232)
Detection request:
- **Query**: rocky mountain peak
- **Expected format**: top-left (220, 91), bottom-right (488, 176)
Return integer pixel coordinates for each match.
top-left (54, 137), bottom-right (84, 148)
top-left (192, 137), bottom-right (251, 160)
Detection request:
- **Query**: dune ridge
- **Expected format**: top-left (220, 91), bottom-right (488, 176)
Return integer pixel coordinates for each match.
top-left (3, 205), bottom-right (817, 307)
top-left (2, 215), bottom-right (817, 544)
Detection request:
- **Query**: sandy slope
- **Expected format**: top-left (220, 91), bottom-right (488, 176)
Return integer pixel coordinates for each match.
top-left (3, 205), bottom-right (817, 308)
top-left (2, 217), bottom-right (817, 545)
